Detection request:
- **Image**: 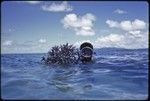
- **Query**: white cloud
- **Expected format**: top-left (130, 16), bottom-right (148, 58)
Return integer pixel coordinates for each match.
top-left (95, 34), bottom-right (125, 48)
top-left (39, 39), bottom-right (46, 43)
top-left (128, 30), bottom-right (142, 37)
top-left (132, 19), bottom-right (147, 29)
top-left (62, 13), bottom-right (96, 36)
top-left (104, 19), bottom-right (148, 48)
top-left (95, 30), bottom-right (148, 49)
top-left (120, 21), bottom-right (133, 31)
top-left (41, 1), bottom-right (73, 12)
top-left (106, 19), bottom-right (147, 31)
top-left (16, 1), bottom-right (42, 5)
top-left (74, 29), bottom-right (148, 49)
top-left (1, 40), bottom-right (51, 53)
top-left (2, 40), bottom-right (13, 46)
top-left (114, 9), bottom-right (127, 14)
top-left (96, 34), bottom-right (124, 43)
top-left (106, 20), bottom-right (119, 28)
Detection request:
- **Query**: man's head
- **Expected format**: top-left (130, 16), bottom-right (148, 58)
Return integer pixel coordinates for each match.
top-left (80, 42), bottom-right (93, 62)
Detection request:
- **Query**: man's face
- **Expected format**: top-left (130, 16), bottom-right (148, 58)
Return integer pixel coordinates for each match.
top-left (81, 47), bottom-right (93, 58)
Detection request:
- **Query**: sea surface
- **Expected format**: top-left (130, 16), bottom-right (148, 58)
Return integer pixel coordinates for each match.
top-left (1, 48), bottom-right (148, 100)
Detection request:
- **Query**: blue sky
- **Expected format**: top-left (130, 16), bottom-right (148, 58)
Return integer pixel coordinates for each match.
top-left (1, 1), bottom-right (149, 53)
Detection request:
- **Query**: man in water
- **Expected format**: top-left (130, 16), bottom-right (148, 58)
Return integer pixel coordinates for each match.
top-left (80, 42), bottom-right (94, 63)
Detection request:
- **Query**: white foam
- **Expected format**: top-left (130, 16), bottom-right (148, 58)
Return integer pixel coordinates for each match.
top-left (93, 69), bottom-right (111, 73)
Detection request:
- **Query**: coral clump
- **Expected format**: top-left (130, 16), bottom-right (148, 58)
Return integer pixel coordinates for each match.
top-left (44, 43), bottom-right (79, 65)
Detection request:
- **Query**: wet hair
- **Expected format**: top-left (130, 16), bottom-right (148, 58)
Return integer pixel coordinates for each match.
top-left (80, 42), bottom-right (93, 50)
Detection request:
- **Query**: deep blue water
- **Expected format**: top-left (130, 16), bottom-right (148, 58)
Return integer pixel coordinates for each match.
top-left (1, 48), bottom-right (148, 100)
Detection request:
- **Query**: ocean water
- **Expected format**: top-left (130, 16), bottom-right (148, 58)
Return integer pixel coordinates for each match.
top-left (1, 48), bottom-right (148, 100)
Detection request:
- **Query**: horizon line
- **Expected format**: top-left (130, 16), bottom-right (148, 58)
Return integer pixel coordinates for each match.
top-left (1, 47), bottom-right (148, 55)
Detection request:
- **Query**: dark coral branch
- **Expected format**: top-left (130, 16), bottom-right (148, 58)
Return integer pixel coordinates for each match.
top-left (43, 43), bottom-right (79, 65)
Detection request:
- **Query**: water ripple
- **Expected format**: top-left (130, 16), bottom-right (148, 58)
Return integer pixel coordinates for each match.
top-left (1, 49), bottom-right (148, 100)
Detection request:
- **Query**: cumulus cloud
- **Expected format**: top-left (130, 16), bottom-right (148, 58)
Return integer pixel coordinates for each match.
top-left (114, 9), bottom-right (127, 14)
top-left (96, 30), bottom-right (148, 49)
top-left (39, 39), bottom-right (46, 43)
top-left (104, 19), bottom-right (148, 49)
top-left (106, 19), bottom-right (147, 31)
top-left (2, 40), bottom-right (13, 46)
top-left (41, 1), bottom-right (73, 12)
top-left (94, 34), bottom-right (125, 48)
top-left (96, 34), bottom-right (124, 43)
top-left (15, 1), bottom-right (42, 4)
top-left (74, 29), bottom-right (148, 49)
top-left (106, 20), bottom-right (119, 28)
top-left (128, 30), bottom-right (142, 37)
top-left (61, 13), bottom-right (96, 36)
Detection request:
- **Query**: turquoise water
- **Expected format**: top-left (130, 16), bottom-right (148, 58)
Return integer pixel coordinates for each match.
top-left (1, 48), bottom-right (148, 100)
